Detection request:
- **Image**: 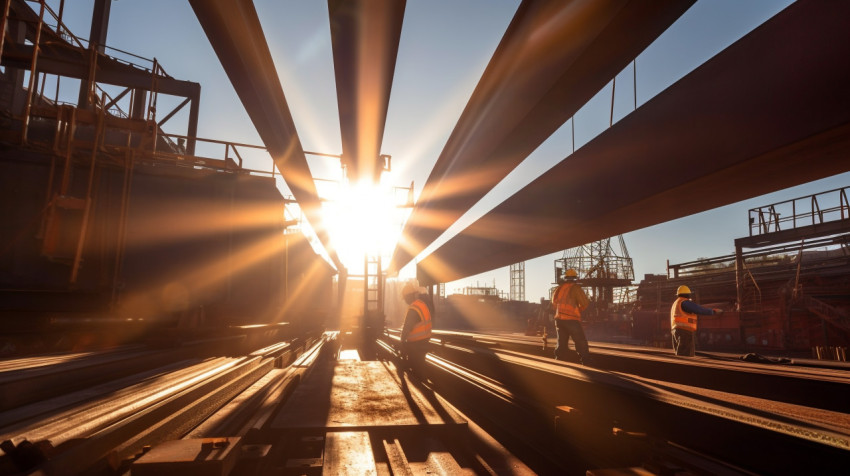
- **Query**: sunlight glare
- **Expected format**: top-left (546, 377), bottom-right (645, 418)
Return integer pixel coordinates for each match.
top-left (324, 177), bottom-right (406, 270)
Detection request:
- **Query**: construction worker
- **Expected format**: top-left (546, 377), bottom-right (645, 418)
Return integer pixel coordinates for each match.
top-left (670, 285), bottom-right (723, 356)
top-left (551, 269), bottom-right (590, 364)
top-left (400, 282), bottom-right (432, 376)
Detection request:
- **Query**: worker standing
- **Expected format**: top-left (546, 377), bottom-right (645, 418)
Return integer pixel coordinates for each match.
top-left (400, 282), bottom-right (432, 376)
top-left (670, 285), bottom-right (723, 356)
top-left (551, 269), bottom-right (591, 364)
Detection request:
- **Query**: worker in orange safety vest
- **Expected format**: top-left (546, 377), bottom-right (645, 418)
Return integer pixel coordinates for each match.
top-left (551, 269), bottom-right (591, 364)
top-left (400, 282), bottom-right (432, 375)
top-left (670, 285), bottom-right (723, 356)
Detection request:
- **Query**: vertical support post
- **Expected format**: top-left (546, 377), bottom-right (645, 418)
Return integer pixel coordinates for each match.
top-left (337, 267), bottom-right (347, 329)
top-left (80, 45), bottom-right (98, 109)
top-left (148, 59), bottom-right (159, 121)
top-left (609, 76), bottom-right (616, 127)
top-left (571, 117), bottom-right (575, 154)
top-left (633, 59), bottom-right (637, 110)
top-left (70, 97), bottom-right (105, 284)
top-left (21, 0), bottom-right (45, 144)
top-left (363, 253), bottom-right (368, 319)
top-left (377, 254), bottom-right (383, 317)
top-left (78, 0), bottom-right (110, 108)
top-left (227, 177), bottom-right (235, 301)
top-left (111, 145), bottom-right (134, 310)
top-left (8, 19), bottom-right (26, 115)
top-left (186, 91), bottom-right (200, 155)
top-left (38, 67), bottom-right (47, 98)
top-left (130, 89), bottom-right (146, 120)
top-left (87, 0), bottom-right (110, 53)
top-left (734, 243), bottom-right (743, 312)
top-left (0, 0), bottom-right (11, 57)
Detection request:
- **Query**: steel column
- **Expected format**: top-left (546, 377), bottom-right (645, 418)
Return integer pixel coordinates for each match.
top-left (77, 0), bottom-right (111, 109)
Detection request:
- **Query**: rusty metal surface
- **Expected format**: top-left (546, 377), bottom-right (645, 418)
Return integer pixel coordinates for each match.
top-left (388, 0), bottom-right (694, 273)
top-left (379, 332), bottom-right (850, 474)
top-left (132, 437), bottom-right (242, 476)
top-left (426, 330), bottom-right (850, 414)
top-left (270, 359), bottom-right (465, 431)
top-left (417, 0), bottom-right (850, 284)
top-left (188, 0), bottom-right (342, 271)
top-left (322, 431), bottom-right (377, 475)
top-left (328, 0), bottom-right (405, 184)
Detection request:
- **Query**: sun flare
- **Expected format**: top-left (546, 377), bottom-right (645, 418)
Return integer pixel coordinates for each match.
top-left (323, 177), bottom-right (407, 271)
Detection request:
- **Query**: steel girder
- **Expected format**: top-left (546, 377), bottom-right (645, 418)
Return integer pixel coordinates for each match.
top-left (416, 0), bottom-right (850, 285)
top-left (189, 0), bottom-right (342, 272)
top-left (388, 0), bottom-right (694, 274)
top-left (328, 0), bottom-right (405, 185)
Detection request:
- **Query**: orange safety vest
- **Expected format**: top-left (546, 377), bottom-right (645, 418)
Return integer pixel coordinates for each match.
top-left (552, 283), bottom-right (581, 321)
top-left (406, 299), bottom-right (432, 342)
top-left (670, 297), bottom-right (698, 332)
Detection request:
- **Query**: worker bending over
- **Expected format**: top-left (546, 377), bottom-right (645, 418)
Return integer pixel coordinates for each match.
top-left (670, 285), bottom-right (723, 356)
top-left (400, 282), bottom-right (432, 376)
top-left (551, 269), bottom-right (590, 365)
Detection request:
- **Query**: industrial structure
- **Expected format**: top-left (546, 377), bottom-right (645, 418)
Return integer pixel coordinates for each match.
top-left (631, 187), bottom-right (850, 354)
top-left (553, 236), bottom-right (636, 341)
top-left (1, 1), bottom-right (850, 475)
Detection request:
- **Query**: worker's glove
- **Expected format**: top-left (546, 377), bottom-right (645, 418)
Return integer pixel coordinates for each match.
top-left (713, 309), bottom-right (724, 315)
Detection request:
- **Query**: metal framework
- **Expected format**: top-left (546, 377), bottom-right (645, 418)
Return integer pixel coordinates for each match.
top-left (555, 236), bottom-right (634, 317)
top-left (734, 185), bottom-right (850, 315)
top-left (1, 0), bottom-right (201, 150)
top-left (509, 262), bottom-right (525, 302)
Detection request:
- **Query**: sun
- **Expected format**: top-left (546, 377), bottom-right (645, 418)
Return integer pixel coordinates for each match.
top-left (323, 177), bottom-right (407, 271)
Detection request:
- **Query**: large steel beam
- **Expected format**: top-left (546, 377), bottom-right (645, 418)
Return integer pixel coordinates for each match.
top-left (388, 0), bottom-right (694, 274)
top-left (189, 0), bottom-right (342, 272)
top-left (416, 0), bottom-right (850, 285)
top-left (328, 0), bottom-right (405, 184)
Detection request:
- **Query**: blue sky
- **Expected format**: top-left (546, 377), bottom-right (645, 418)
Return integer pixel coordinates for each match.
top-left (48, 0), bottom-right (849, 303)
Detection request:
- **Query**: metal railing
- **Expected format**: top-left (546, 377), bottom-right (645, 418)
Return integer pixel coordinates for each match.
top-left (748, 186), bottom-right (850, 236)
top-left (26, 0), bottom-right (169, 77)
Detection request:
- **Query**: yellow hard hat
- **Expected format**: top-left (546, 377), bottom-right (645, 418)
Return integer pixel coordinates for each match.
top-left (564, 269), bottom-right (578, 278)
top-left (676, 285), bottom-right (692, 296)
top-left (401, 282), bottom-right (418, 298)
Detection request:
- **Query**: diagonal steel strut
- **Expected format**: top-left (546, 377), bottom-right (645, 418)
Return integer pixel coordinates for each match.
top-left (189, 0), bottom-right (342, 272)
top-left (388, 0), bottom-right (694, 274)
top-left (417, 0), bottom-right (850, 285)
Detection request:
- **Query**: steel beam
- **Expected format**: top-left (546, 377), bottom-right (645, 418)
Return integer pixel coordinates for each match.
top-left (328, 0), bottom-right (405, 184)
top-left (2, 42), bottom-right (200, 99)
top-left (189, 0), bottom-right (342, 272)
top-left (417, 0), bottom-right (850, 285)
top-left (388, 0), bottom-right (694, 274)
